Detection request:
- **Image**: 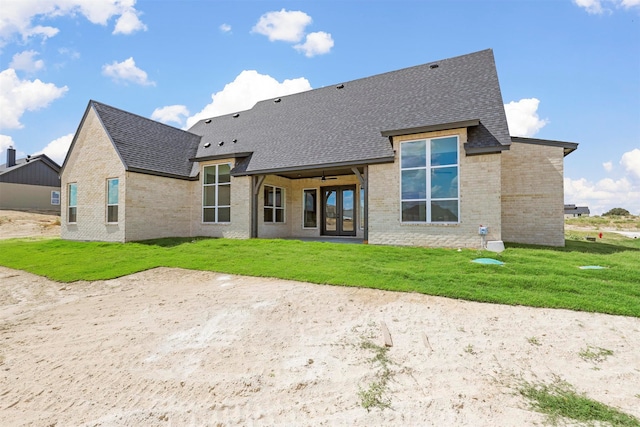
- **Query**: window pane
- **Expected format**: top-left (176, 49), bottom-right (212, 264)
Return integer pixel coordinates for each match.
top-left (51, 191), bottom-right (60, 205)
top-left (275, 209), bottom-right (284, 223)
top-left (303, 190), bottom-right (317, 228)
top-left (203, 207), bottom-right (216, 222)
top-left (264, 186), bottom-right (273, 207)
top-left (275, 187), bottom-right (283, 208)
top-left (431, 200), bottom-right (458, 222)
top-left (218, 184), bottom-right (230, 206)
top-left (68, 207), bottom-right (77, 223)
top-left (360, 188), bottom-right (364, 230)
top-left (401, 140), bottom-right (426, 168)
top-left (431, 136), bottom-right (458, 166)
top-left (108, 179), bottom-right (119, 204)
top-left (69, 184), bottom-right (77, 206)
top-left (401, 169), bottom-right (426, 199)
top-left (218, 164), bottom-right (231, 183)
top-left (204, 186), bottom-right (216, 206)
top-left (431, 167), bottom-right (458, 199)
top-left (107, 205), bottom-right (118, 223)
top-left (218, 207), bottom-right (230, 222)
top-left (264, 207), bottom-right (273, 222)
top-left (402, 201), bottom-right (426, 222)
top-left (204, 166), bottom-right (217, 185)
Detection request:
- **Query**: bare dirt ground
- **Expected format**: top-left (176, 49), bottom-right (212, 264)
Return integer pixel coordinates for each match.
top-left (0, 212), bottom-right (639, 426)
top-left (0, 210), bottom-right (60, 240)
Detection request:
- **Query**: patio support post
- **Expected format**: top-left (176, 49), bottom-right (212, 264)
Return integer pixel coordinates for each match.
top-left (251, 175), bottom-right (265, 238)
top-left (351, 166), bottom-right (369, 244)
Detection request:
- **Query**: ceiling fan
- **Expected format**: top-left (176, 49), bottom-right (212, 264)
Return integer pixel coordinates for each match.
top-left (319, 171), bottom-right (338, 181)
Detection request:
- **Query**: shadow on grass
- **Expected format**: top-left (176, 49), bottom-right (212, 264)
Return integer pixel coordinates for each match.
top-left (507, 240), bottom-right (640, 255)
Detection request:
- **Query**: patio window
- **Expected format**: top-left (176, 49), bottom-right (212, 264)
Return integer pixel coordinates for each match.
top-left (303, 189), bottom-right (317, 228)
top-left (400, 135), bottom-right (459, 223)
top-left (68, 183), bottom-right (77, 223)
top-left (264, 185), bottom-right (285, 223)
top-left (203, 163), bottom-right (231, 223)
top-left (107, 178), bottom-right (119, 223)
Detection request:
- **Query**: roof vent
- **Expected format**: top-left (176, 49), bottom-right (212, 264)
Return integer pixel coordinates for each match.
top-left (205, 119), bottom-right (212, 123)
top-left (233, 113), bottom-right (239, 118)
top-left (429, 64), bottom-right (439, 69)
top-left (232, 139), bottom-right (237, 143)
top-left (204, 142), bottom-right (211, 148)
top-left (336, 84), bottom-right (344, 89)
top-left (218, 141), bottom-right (224, 146)
top-left (274, 98), bottom-right (281, 103)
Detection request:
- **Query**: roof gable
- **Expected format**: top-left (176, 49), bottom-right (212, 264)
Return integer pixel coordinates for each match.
top-left (190, 49), bottom-right (512, 175)
top-left (63, 101), bottom-right (201, 180)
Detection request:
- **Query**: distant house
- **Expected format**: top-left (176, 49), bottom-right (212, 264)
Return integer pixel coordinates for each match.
top-left (564, 204), bottom-right (590, 218)
top-left (60, 49), bottom-right (578, 247)
top-left (0, 147), bottom-right (61, 213)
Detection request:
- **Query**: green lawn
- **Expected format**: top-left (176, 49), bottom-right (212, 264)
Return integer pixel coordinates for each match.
top-left (1, 233), bottom-right (638, 317)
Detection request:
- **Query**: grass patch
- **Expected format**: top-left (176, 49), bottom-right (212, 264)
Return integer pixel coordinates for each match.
top-left (358, 340), bottom-right (394, 411)
top-left (0, 235), bottom-right (638, 317)
top-left (579, 346), bottom-right (614, 363)
top-left (520, 378), bottom-right (640, 426)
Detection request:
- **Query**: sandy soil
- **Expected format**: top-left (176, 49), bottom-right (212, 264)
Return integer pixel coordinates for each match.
top-left (1, 212), bottom-right (639, 425)
top-left (1, 266), bottom-right (639, 426)
top-left (0, 210), bottom-right (60, 240)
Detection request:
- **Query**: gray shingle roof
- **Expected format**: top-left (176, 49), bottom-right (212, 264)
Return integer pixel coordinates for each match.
top-left (190, 49), bottom-right (511, 175)
top-left (91, 101), bottom-right (201, 179)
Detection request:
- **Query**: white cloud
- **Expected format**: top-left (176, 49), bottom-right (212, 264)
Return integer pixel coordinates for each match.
top-left (504, 98), bottom-right (548, 137)
top-left (0, 135), bottom-right (15, 158)
top-left (0, 68), bottom-right (68, 130)
top-left (565, 149), bottom-right (640, 215)
top-left (603, 161), bottom-right (613, 172)
top-left (186, 70), bottom-right (312, 129)
top-left (151, 105), bottom-right (190, 125)
top-left (252, 9), bottom-right (312, 42)
top-left (220, 23), bottom-right (231, 33)
top-left (0, 0), bottom-right (147, 47)
top-left (113, 7), bottom-right (147, 35)
top-left (621, 148), bottom-right (640, 180)
top-left (102, 57), bottom-right (155, 86)
top-left (36, 132), bottom-right (74, 165)
top-left (294, 31), bottom-right (334, 57)
top-left (574, 0), bottom-right (640, 14)
top-left (9, 50), bottom-right (44, 73)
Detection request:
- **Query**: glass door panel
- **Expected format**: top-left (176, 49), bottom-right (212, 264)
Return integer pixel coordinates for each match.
top-left (324, 190), bottom-right (337, 232)
top-left (342, 189), bottom-right (354, 232)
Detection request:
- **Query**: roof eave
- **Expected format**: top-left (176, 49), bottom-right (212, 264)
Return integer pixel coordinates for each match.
top-left (127, 167), bottom-right (198, 181)
top-left (231, 156), bottom-right (396, 177)
top-left (190, 152), bottom-right (254, 163)
top-left (510, 136), bottom-right (579, 157)
top-left (381, 119), bottom-right (481, 138)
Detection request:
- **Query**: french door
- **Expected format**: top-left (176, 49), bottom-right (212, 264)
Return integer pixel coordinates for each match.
top-left (322, 185), bottom-right (356, 236)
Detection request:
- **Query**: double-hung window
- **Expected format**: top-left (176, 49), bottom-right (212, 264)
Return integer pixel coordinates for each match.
top-left (400, 136), bottom-right (459, 223)
top-left (203, 164), bottom-right (231, 223)
top-left (107, 178), bottom-right (119, 223)
top-left (264, 185), bottom-right (284, 223)
top-left (68, 183), bottom-right (77, 223)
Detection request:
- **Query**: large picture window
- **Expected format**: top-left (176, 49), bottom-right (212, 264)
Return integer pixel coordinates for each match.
top-left (264, 185), bottom-right (284, 223)
top-left (203, 164), bottom-right (231, 223)
top-left (107, 178), bottom-right (119, 223)
top-left (400, 136), bottom-right (459, 223)
top-left (68, 183), bottom-right (77, 223)
top-left (303, 189), bottom-right (317, 228)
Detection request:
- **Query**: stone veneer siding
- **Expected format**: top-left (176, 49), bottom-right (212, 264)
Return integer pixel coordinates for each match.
top-left (367, 128), bottom-right (502, 248)
top-left (501, 141), bottom-right (565, 246)
top-left (61, 108), bottom-right (126, 242)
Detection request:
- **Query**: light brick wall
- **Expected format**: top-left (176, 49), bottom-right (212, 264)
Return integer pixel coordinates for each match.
top-left (124, 172), bottom-right (193, 241)
top-left (190, 160), bottom-right (251, 239)
top-left (501, 142), bottom-right (565, 246)
top-left (368, 128), bottom-right (502, 248)
top-left (61, 108), bottom-right (126, 242)
top-left (0, 183), bottom-right (61, 213)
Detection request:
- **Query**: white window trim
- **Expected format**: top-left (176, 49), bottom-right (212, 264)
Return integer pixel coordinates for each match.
top-left (202, 163), bottom-right (231, 224)
top-left (399, 135), bottom-right (460, 224)
top-left (67, 183), bottom-right (77, 224)
top-left (106, 178), bottom-right (119, 224)
top-left (264, 185), bottom-right (285, 224)
top-left (302, 188), bottom-right (318, 229)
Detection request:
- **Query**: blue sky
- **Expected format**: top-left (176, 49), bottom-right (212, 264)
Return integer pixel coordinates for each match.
top-left (1, 0), bottom-right (639, 215)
